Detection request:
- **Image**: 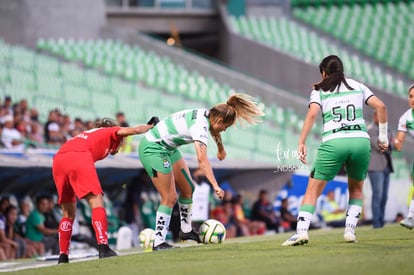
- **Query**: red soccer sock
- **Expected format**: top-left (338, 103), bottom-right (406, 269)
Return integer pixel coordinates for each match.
top-left (59, 217), bottom-right (73, 255)
top-left (92, 207), bottom-right (108, 245)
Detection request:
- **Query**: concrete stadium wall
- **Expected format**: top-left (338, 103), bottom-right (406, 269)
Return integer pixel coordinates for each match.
top-left (0, 0), bottom-right (106, 47)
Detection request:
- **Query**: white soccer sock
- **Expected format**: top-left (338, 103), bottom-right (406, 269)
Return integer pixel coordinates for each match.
top-left (154, 211), bottom-right (171, 247)
top-left (296, 211), bottom-right (313, 234)
top-left (345, 204), bottom-right (362, 234)
top-left (178, 202), bottom-right (193, 233)
top-left (407, 200), bottom-right (414, 219)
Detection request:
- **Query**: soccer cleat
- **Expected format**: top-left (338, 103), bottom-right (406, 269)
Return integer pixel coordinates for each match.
top-left (344, 230), bottom-right (357, 243)
top-left (57, 253), bottom-right (69, 264)
top-left (152, 242), bottom-right (174, 251)
top-left (98, 244), bottom-right (118, 258)
top-left (400, 217), bottom-right (414, 230)
top-left (179, 229), bottom-right (201, 243)
top-left (281, 232), bottom-right (309, 246)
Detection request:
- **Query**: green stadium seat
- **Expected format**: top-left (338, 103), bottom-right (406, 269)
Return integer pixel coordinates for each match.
top-left (291, 2), bottom-right (414, 96)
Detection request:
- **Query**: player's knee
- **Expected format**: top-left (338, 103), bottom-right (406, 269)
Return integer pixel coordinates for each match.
top-left (166, 193), bottom-right (177, 207)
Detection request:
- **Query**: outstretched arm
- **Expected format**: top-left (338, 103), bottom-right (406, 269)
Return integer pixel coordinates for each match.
top-left (116, 124), bottom-right (153, 137)
top-left (194, 140), bottom-right (225, 199)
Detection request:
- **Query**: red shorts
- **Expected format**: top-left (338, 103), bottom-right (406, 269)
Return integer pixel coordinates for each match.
top-left (52, 151), bottom-right (103, 204)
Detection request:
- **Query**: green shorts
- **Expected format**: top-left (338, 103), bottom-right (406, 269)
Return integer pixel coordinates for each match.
top-left (138, 137), bottom-right (182, 178)
top-left (311, 137), bottom-right (370, 181)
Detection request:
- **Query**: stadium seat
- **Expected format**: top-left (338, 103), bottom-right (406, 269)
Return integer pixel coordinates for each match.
top-left (230, 13), bottom-right (413, 98)
top-left (292, 2), bottom-right (414, 90)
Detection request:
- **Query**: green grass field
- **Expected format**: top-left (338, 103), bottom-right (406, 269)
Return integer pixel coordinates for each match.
top-left (8, 224), bottom-right (414, 275)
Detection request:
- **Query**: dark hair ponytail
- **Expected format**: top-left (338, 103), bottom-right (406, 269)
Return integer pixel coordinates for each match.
top-left (313, 55), bottom-right (354, 92)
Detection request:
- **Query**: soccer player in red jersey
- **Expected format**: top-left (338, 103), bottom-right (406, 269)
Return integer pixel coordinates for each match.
top-left (52, 118), bottom-right (153, 264)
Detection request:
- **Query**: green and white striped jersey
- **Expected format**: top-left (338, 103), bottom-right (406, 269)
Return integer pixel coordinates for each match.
top-left (145, 109), bottom-right (210, 149)
top-left (398, 109), bottom-right (414, 137)
top-left (309, 78), bottom-right (373, 143)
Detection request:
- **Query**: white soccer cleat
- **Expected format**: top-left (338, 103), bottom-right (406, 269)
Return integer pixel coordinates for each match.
top-left (281, 232), bottom-right (309, 246)
top-left (344, 230), bottom-right (357, 243)
top-left (400, 217), bottom-right (414, 230)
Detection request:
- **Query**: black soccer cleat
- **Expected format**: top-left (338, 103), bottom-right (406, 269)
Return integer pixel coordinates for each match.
top-left (98, 244), bottom-right (118, 258)
top-left (179, 229), bottom-right (201, 243)
top-left (152, 242), bottom-right (174, 251)
top-left (57, 253), bottom-right (69, 264)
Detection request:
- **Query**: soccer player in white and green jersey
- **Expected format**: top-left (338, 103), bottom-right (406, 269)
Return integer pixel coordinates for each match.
top-left (395, 84), bottom-right (414, 229)
top-left (138, 93), bottom-right (264, 251)
top-left (282, 55), bottom-right (388, 246)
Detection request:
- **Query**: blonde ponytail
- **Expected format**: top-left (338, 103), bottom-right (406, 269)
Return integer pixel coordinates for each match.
top-left (209, 93), bottom-right (264, 126)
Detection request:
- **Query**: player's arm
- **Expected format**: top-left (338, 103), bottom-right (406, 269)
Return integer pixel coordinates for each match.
top-left (116, 124), bottom-right (153, 137)
top-left (298, 102), bottom-right (320, 164)
top-left (367, 96), bottom-right (388, 150)
top-left (212, 134), bottom-right (226, 161)
top-left (194, 140), bottom-right (224, 199)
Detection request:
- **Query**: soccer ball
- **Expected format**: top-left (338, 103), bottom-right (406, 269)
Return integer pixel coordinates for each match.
top-left (199, 219), bottom-right (226, 244)
top-left (139, 228), bottom-right (155, 250)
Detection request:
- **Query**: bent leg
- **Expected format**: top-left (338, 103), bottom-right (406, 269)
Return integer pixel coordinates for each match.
top-left (173, 158), bottom-right (195, 233)
top-left (151, 172), bottom-right (176, 247)
top-left (85, 194), bottom-right (108, 245)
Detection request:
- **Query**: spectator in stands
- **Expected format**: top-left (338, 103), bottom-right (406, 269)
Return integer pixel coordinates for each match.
top-left (2, 96), bottom-right (13, 117)
top-left (395, 84), bottom-right (414, 230)
top-left (138, 94), bottom-right (263, 250)
top-left (61, 114), bottom-right (74, 141)
top-left (44, 109), bottom-right (65, 146)
top-left (43, 196), bottom-right (60, 254)
top-left (52, 117), bottom-right (153, 263)
top-left (70, 117), bottom-right (85, 137)
top-left (282, 55), bottom-right (388, 246)
top-left (25, 194), bottom-right (58, 256)
top-left (17, 99), bottom-right (30, 122)
top-left (16, 197), bottom-right (43, 257)
top-left (27, 122), bottom-right (44, 146)
top-left (0, 197), bottom-right (11, 214)
top-left (116, 112), bottom-right (129, 127)
top-left (16, 197), bottom-right (32, 235)
top-left (0, 206), bottom-right (17, 259)
top-left (15, 118), bottom-right (31, 148)
top-left (84, 120), bottom-right (95, 130)
top-left (3, 205), bottom-right (38, 259)
top-left (280, 198), bottom-right (297, 232)
top-left (232, 194), bottom-right (266, 236)
top-left (1, 115), bottom-right (24, 150)
top-left (250, 189), bottom-right (279, 233)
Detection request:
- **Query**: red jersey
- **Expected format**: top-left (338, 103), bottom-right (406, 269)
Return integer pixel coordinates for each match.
top-left (56, 127), bottom-right (122, 161)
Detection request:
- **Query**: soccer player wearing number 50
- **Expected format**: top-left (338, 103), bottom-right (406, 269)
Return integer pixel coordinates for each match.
top-left (282, 55), bottom-right (388, 246)
top-left (53, 118), bottom-right (153, 264)
top-left (138, 93), bottom-right (264, 251)
top-left (394, 84), bottom-right (414, 230)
